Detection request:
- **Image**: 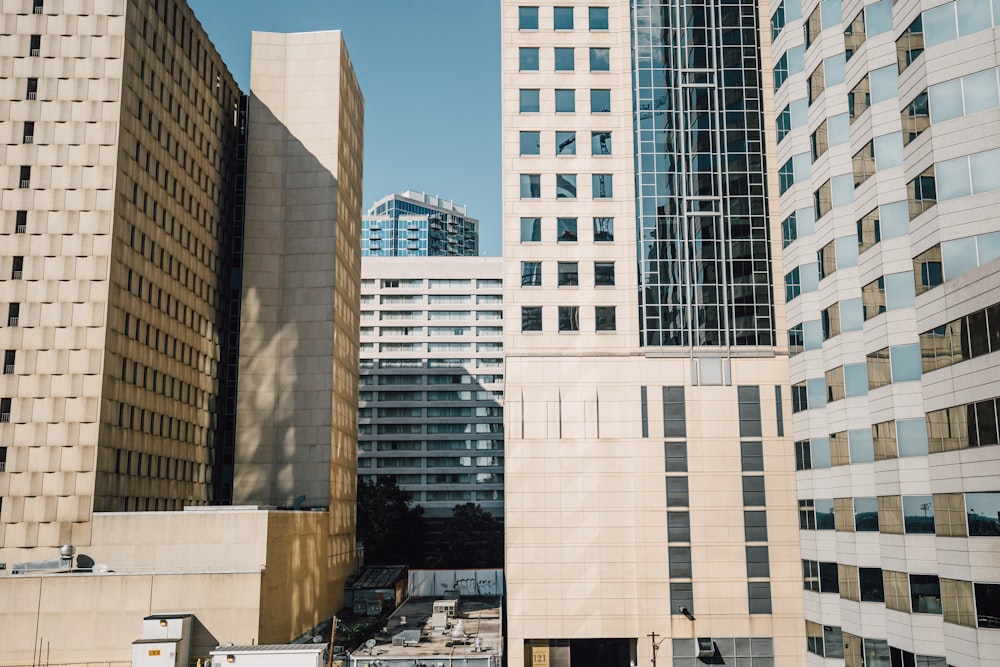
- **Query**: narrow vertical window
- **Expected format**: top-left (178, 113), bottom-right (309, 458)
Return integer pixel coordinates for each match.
top-left (29, 34), bottom-right (41, 56)
top-left (23, 121), bottom-right (34, 144)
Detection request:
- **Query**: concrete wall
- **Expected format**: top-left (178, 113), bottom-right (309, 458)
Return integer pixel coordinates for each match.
top-left (0, 508), bottom-right (339, 664)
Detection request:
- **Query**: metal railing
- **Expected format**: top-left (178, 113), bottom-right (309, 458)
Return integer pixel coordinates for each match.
top-left (30, 48), bottom-right (40, 56)
top-left (4, 364), bottom-right (14, 374)
top-left (12, 271), bottom-right (22, 279)
top-left (8, 317), bottom-right (19, 326)
top-left (19, 180), bottom-right (30, 188)
top-left (15, 223), bottom-right (26, 233)
top-left (26, 92), bottom-right (37, 100)
top-left (24, 135), bottom-right (33, 143)
top-left (0, 413), bottom-right (11, 422)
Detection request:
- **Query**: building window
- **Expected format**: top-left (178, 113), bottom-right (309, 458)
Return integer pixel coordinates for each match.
top-left (520, 261), bottom-right (542, 287)
top-left (844, 9), bottom-right (865, 59)
top-left (557, 262), bottom-right (579, 287)
top-left (748, 582), bottom-right (772, 614)
top-left (589, 47), bottom-right (610, 71)
top-left (29, 34), bottom-right (40, 56)
top-left (903, 495), bottom-right (935, 534)
top-left (774, 52), bottom-right (788, 90)
top-left (666, 476), bottom-right (689, 506)
top-left (807, 63), bottom-right (825, 105)
top-left (558, 306), bottom-right (579, 332)
top-left (33, 0), bottom-right (43, 13)
top-left (770, 0), bottom-right (785, 39)
top-left (668, 546), bottom-right (692, 578)
top-left (592, 173), bottom-right (612, 198)
top-left (26, 77), bottom-right (38, 100)
top-left (519, 89), bottom-right (540, 112)
top-left (555, 89), bottom-right (576, 112)
top-left (913, 245), bottom-right (943, 295)
top-left (521, 306), bottom-right (542, 332)
top-left (810, 120), bottom-right (828, 161)
top-left (589, 7), bottom-right (609, 30)
top-left (2, 350), bottom-right (13, 375)
top-left (742, 476), bottom-right (765, 506)
top-left (519, 47), bottom-right (539, 71)
top-left (670, 582), bottom-right (693, 615)
top-left (556, 174), bottom-right (577, 198)
top-left (7, 303), bottom-right (20, 326)
top-left (15, 210), bottom-right (27, 233)
top-left (519, 131), bottom-right (540, 155)
top-left (591, 131), bottom-right (611, 155)
top-left (896, 17), bottom-right (924, 74)
top-left (593, 217), bottom-right (614, 241)
top-left (590, 89), bottom-right (611, 112)
top-left (518, 6), bottom-right (539, 30)
top-left (554, 6), bottom-right (574, 30)
top-left (779, 159), bottom-right (795, 194)
top-left (910, 575), bottom-right (942, 614)
top-left (520, 174), bottom-right (540, 199)
top-left (902, 91), bottom-right (929, 145)
top-left (554, 47), bottom-right (574, 71)
top-left (848, 75), bottom-right (870, 121)
top-left (803, 4), bottom-right (821, 49)
top-left (557, 217), bottom-right (578, 242)
top-left (19, 166), bottom-right (30, 188)
top-left (662, 387), bottom-right (685, 437)
top-left (556, 131), bottom-right (576, 155)
top-left (595, 306), bottom-right (616, 331)
top-left (745, 510), bottom-right (768, 541)
top-left (594, 262), bottom-right (615, 286)
top-left (23, 121), bottom-right (34, 144)
top-left (11, 256), bottom-right (23, 280)
top-left (520, 217), bottom-right (541, 243)
top-left (813, 179), bottom-right (832, 220)
top-left (853, 141), bottom-right (875, 187)
top-left (975, 583), bottom-right (1000, 628)
top-left (0, 398), bottom-right (11, 422)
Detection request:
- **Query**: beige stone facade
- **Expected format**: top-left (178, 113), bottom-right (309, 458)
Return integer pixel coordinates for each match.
top-left (0, 507), bottom-right (337, 664)
top-left (234, 30), bottom-right (364, 613)
top-left (0, 0), bottom-right (242, 563)
top-left (502, 1), bottom-right (806, 665)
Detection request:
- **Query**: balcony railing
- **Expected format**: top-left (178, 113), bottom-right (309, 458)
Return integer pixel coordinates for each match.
top-left (26, 91), bottom-right (37, 100)
top-left (12, 271), bottom-right (22, 279)
top-left (19, 180), bottom-right (30, 188)
top-left (23, 135), bottom-right (33, 143)
top-left (0, 413), bottom-right (11, 423)
top-left (15, 223), bottom-right (26, 233)
top-left (30, 48), bottom-right (39, 56)
top-left (3, 364), bottom-right (13, 374)
top-left (7, 317), bottom-right (19, 326)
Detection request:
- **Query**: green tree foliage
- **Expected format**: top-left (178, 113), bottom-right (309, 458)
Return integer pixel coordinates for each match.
top-left (429, 503), bottom-right (504, 568)
top-left (356, 477), bottom-right (425, 565)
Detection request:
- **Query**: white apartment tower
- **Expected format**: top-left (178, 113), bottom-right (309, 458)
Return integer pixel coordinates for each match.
top-left (503, 2), bottom-right (806, 666)
top-left (775, 0), bottom-right (1000, 664)
top-left (359, 256), bottom-right (504, 520)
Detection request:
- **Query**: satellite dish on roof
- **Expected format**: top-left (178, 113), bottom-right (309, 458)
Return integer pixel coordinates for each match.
top-left (365, 639), bottom-right (377, 650)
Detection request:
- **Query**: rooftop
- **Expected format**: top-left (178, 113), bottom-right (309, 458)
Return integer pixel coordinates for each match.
top-left (350, 597), bottom-right (501, 660)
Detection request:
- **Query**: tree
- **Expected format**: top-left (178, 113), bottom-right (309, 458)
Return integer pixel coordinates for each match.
top-left (356, 477), bottom-right (425, 565)
top-left (430, 503), bottom-right (504, 568)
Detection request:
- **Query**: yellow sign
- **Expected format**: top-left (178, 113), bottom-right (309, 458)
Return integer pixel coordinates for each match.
top-left (532, 647), bottom-right (549, 666)
top-left (149, 649), bottom-right (161, 656)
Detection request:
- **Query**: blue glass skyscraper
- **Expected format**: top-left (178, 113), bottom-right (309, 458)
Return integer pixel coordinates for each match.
top-left (361, 190), bottom-right (480, 256)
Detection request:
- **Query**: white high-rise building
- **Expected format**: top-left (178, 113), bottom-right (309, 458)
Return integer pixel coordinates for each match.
top-left (775, 0), bottom-right (1000, 664)
top-left (359, 256), bottom-right (504, 520)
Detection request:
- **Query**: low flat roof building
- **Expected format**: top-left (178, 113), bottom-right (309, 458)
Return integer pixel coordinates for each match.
top-left (348, 597), bottom-right (502, 667)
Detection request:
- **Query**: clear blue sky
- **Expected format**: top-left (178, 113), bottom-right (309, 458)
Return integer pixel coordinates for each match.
top-left (189, 0), bottom-right (502, 255)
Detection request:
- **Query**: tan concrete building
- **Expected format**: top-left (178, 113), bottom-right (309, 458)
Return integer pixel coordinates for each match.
top-left (234, 29), bottom-right (364, 612)
top-left (503, 1), bottom-right (805, 666)
top-left (0, 507), bottom-right (339, 663)
top-left (0, 0), bottom-right (243, 564)
top-left (0, 3), bottom-right (365, 664)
